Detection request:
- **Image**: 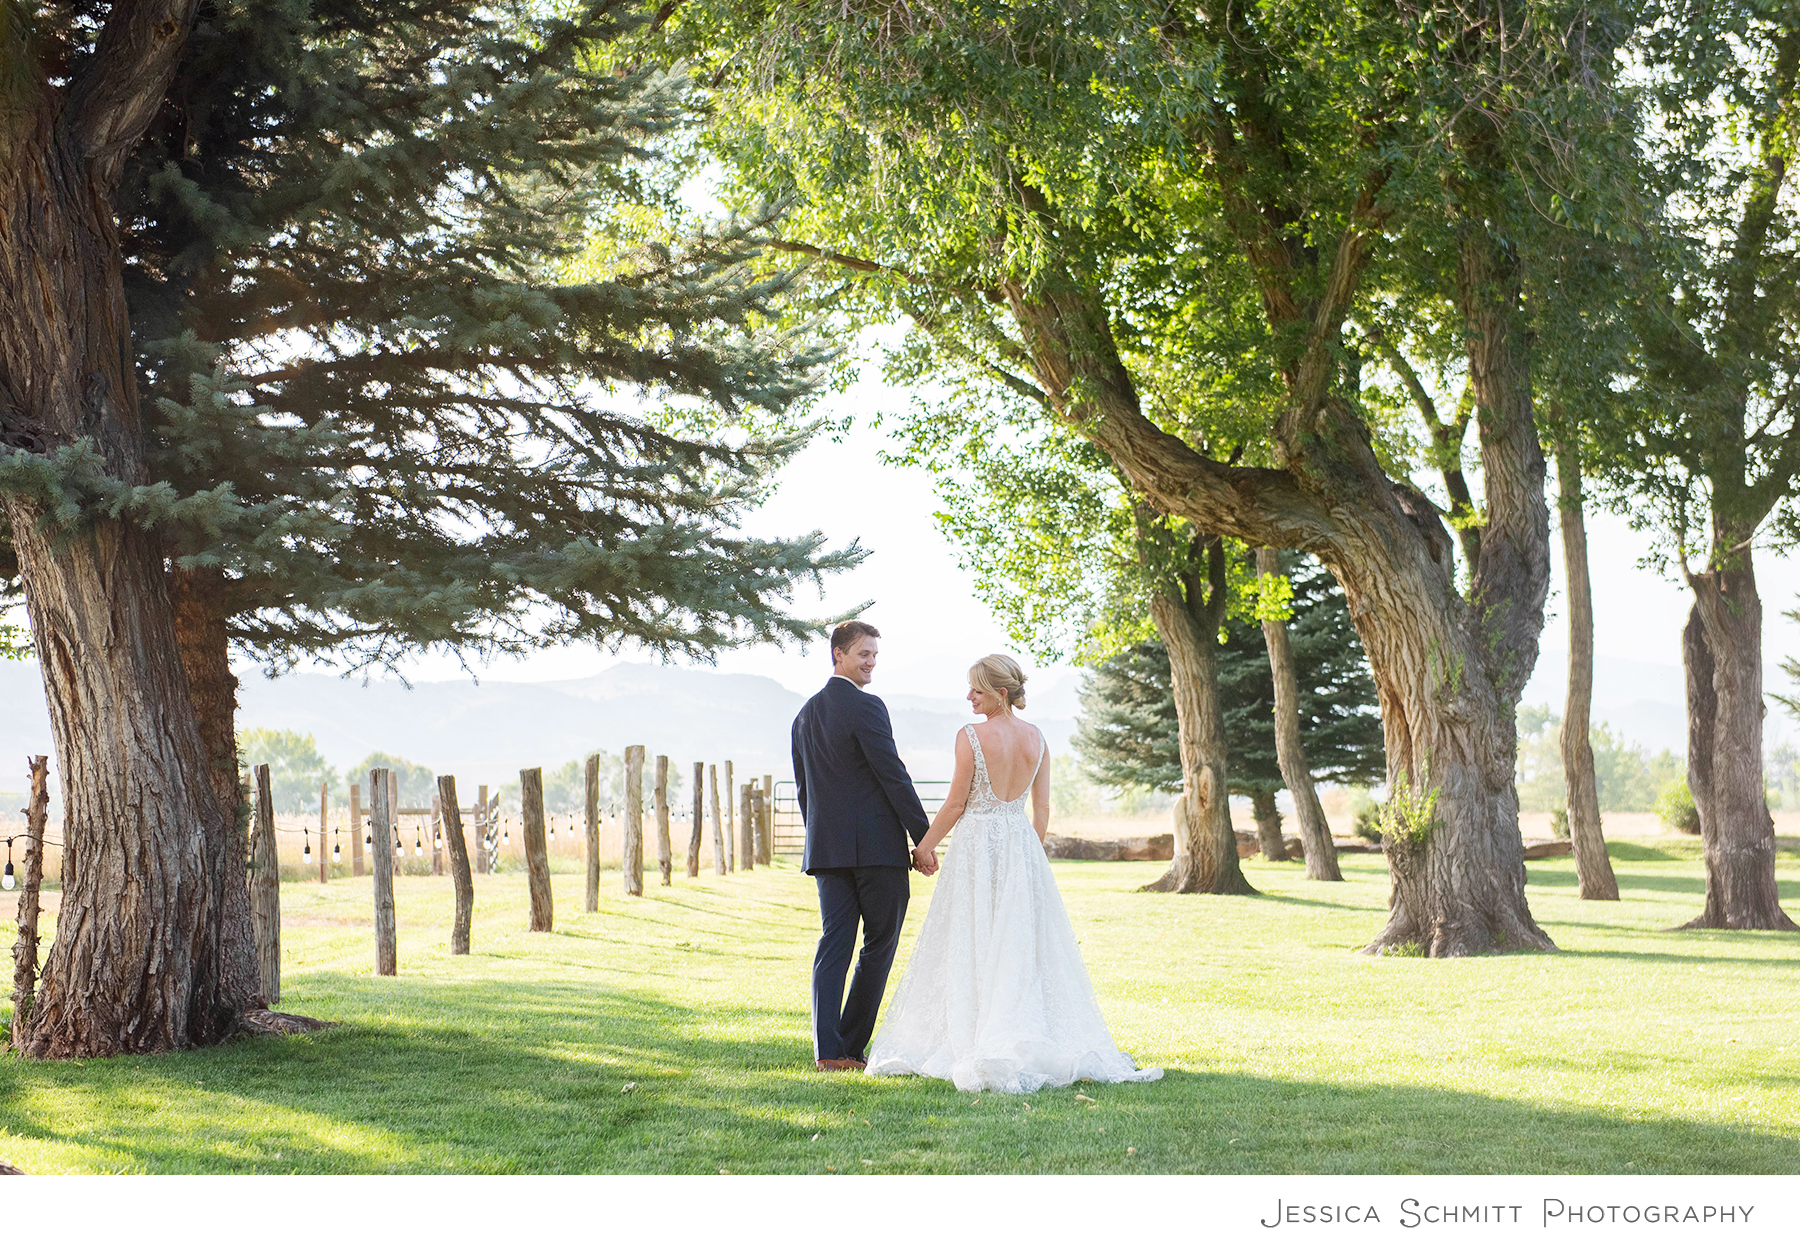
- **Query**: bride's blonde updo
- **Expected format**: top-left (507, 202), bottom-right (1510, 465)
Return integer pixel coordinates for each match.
top-left (969, 653), bottom-right (1028, 710)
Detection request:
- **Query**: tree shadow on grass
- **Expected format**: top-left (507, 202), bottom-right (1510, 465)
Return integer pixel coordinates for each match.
top-left (1527, 867), bottom-right (1800, 900)
top-left (3, 975), bottom-right (1794, 1175)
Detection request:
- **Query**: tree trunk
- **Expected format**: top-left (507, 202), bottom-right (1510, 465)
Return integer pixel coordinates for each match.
top-left (437, 776), bottom-right (473, 955)
top-left (2, 0), bottom-right (258, 1055)
top-left (1251, 788), bottom-right (1287, 861)
top-left (1554, 448), bottom-right (1618, 900)
top-left (1142, 540), bottom-right (1255, 895)
top-left (1681, 551), bottom-right (1797, 930)
top-left (1256, 547), bottom-right (1342, 880)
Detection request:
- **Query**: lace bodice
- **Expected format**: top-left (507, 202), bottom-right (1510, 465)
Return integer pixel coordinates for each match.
top-left (963, 724), bottom-right (1044, 816)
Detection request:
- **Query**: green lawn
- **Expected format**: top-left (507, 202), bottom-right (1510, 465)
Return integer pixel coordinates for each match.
top-left (2, 842), bottom-right (1796, 1174)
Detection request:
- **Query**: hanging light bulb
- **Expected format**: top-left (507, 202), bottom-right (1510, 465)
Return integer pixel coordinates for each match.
top-left (3, 839), bottom-right (14, 891)
top-left (434, 826), bottom-right (443, 850)
top-left (503, 818), bottom-right (512, 847)
top-left (332, 827), bottom-right (343, 864)
top-left (364, 816), bottom-right (372, 847)
top-left (414, 823), bottom-right (424, 856)
top-left (302, 826), bottom-right (313, 866)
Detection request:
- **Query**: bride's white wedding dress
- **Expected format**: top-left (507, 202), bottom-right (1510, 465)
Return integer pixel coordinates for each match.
top-left (865, 725), bottom-right (1163, 1094)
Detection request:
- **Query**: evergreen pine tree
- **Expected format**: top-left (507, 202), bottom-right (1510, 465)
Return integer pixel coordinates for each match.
top-left (1, 0), bottom-right (855, 1056)
top-left (113, 0), bottom-right (857, 803)
top-left (1076, 556), bottom-right (1382, 848)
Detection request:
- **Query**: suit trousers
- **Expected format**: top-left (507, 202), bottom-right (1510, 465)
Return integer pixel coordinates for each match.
top-left (811, 865), bottom-right (910, 1061)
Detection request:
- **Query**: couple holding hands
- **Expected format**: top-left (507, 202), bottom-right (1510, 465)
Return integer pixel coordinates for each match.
top-left (791, 620), bottom-right (1162, 1094)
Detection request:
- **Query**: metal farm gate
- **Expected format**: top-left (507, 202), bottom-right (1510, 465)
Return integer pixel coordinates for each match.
top-left (772, 779), bottom-right (955, 858)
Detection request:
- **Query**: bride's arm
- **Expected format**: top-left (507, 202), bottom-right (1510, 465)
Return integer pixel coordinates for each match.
top-left (916, 732), bottom-right (975, 857)
top-left (1031, 749), bottom-right (1052, 842)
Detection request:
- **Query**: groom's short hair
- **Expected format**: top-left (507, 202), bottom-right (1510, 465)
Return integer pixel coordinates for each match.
top-left (830, 619), bottom-right (880, 658)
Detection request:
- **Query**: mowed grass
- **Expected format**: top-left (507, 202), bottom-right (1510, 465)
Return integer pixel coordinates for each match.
top-left (1, 841), bottom-right (1796, 1174)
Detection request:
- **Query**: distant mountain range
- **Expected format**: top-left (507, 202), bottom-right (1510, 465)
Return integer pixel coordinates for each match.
top-left (0, 659), bottom-right (1079, 807)
top-left (2, 647), bottom-right (1764, 811)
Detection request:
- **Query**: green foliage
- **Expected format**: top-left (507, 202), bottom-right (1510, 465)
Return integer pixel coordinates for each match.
top-left (0, 620), bottom-right (29, 661)
top-left (1655, 778), bottom-right (1701, 835)
top-left (0, 0), bottom-right (865, 680)
top-left (345, 753), bottom-right (437, 809)
top-left (1377, 778), bottom-right (1440, 848)
top-left (1074, 555), bottom-right (1384, 798)
top-left (238, 728), bottom-right (335, 813)
top-left (1514, 704), bottom-right (1685, 812)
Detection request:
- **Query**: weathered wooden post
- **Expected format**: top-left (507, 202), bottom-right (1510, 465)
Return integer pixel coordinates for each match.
top-left (623, 746), bottom-right (645, 896)
top-left (738, 782), bottom-right (755, 873)
top-left (251, 764), bottom-right (281, 1004)
top-left (476, 784), bottom-right (490, 874)
top-left (430, 790), bottom-right (444, 876)
top-left (759, 773), bottom-right (773, 864)
top-left (350, 782), bottom-right (365, 876)
top-left (370, 767), bottom-right (398, 975)
top-left (584, 753), bottom-right (601, 912)
top-left (688, 762), bottom-right (704, 877)
top-left (724, 760), bottom-right (736, 871)
top-left (654, 755), bottom-right (672, 887)
top-left (438, 776), bottom-right (474, 955)
top-left (708, 764), bottom-right (727, 876)
top-left (10, 756), bottom-right (49, 1052)
top-left (319, 781), bottom-right (331, 883)
top-left (521, 767), bottom-right (553, 931)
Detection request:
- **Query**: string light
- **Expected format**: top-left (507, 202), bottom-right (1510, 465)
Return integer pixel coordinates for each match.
top-left (302, 826), bottom-right (313, 865)
top-left (332, 827), bottom-right (342, 863)
top-left (414, 824), bottom-right (424, 857)
top-left (502, 818), bottom-right (512, 847)
top-left (3, 836), bottom-right (14, 891)
top-left (364, 816), bottom-right (372, 848)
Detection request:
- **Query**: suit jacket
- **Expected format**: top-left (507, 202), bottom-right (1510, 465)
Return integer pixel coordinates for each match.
top-left (792, 676), bottom-right (930, 873)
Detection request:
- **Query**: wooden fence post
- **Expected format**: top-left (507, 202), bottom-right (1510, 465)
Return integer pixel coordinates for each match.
top-left (9, 755), bottom-right (49, 1052)
top-left (725, 760), bottom-right (735, 871)
top-left (251, 764), bottom-right (281, 1004)
top-left (688, 763), bottom-right (704, 878)
top-left (623, 746), bottom-right (645, 896)
top-left (759, 773), bottom-right (773, 864)
top-left (350, 782), bottom-right (364, 876)
top-left (655, 756), bottom-right (672, 887)
top-left (584, 753), bottom-right (600, 912)
top-left (476, 784), bottom-right (490, 874)
top-left (521, 767), bottom-right (553, 931)
top-left (738, 782), bottom-right (755, 873)
top-left (709, 764), bottom-right (727, 876)
top-left (438, 776), bottom-right (474, 955)
top-left (319, 781), bottom-right (330, 883)
top-left (430, 790), bottom-right (444, 876)
top-left (370, 768), bottom-right (397, 975)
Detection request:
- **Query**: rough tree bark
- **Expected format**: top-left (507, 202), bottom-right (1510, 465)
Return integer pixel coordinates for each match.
top-left (1, 1), bottom-right (267, 1054)
top-left (1256, 546), bottom-right (1342, 880)
top-left (1554, 448), bottom-right (1619, 900)
top-left (1142, 537), bottom-right (1255, 895)
top-left (1681, 549), bottom-right (1797, 930)
top-left (1250, 789), bottom-right (1287, 861)
top-left (1002, 217), bottom-right (1553, 953)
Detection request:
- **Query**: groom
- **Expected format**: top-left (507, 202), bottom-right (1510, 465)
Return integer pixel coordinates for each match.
top-left (791, 620), bottom-right (933, 1072)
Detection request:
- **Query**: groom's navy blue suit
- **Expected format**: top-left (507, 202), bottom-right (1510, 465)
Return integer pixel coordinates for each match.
top-left (792, 674), bottom-right (930, 1061)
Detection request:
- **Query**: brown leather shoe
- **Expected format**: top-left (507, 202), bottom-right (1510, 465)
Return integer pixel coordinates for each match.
top-left (815, 1057), bottom-right (861, 1072)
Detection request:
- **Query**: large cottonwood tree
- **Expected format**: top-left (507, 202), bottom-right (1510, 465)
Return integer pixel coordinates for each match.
top-left (662, 0), bottom-right (1628, 952)
top-left (0, 0), bottom-right (257, 1056)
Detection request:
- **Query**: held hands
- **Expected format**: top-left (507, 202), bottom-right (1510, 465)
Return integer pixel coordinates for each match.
top-left (912, 845), bottom-right (939, 876)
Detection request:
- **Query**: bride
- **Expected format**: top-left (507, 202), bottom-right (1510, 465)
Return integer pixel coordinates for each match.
top-left (865, 654), bottom-right (1163, 1093)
